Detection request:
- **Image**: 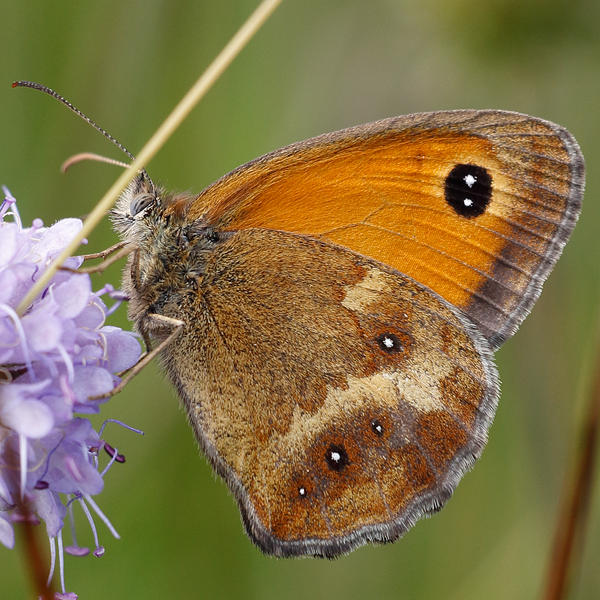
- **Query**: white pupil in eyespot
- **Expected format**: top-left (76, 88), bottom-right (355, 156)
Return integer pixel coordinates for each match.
top-left (463, 198), bottom-right (474, 207)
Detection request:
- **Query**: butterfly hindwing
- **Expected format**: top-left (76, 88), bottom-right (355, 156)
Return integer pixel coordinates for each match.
top-left (157, 228), bottom-right (498, 556)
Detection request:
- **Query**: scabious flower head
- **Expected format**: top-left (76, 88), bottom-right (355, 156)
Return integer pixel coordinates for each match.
top-left (0, 190), bottom-right (142, 598)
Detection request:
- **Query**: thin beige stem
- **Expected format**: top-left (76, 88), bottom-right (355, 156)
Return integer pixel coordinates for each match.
top-left (15, 0), bottom-right (283, 316)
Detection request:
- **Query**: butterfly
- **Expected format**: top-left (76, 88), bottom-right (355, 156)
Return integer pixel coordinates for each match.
top-left (106, 109), bottom-right (585, 557)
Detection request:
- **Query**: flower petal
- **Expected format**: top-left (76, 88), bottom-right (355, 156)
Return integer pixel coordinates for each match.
top-left (1, 399), bottom-right (54, 438)
top-left (33, 219), bottom-right (83, 266)
top-left (22, 309), bottom-right (62, 353)
top-left (102, 327), bottom-right (141, 373)
top-left (53, 274), bottom-right (91, 319)
top-left (0, 269), bottom-right (17, 304)
top-left (73, 297), bottom-right (107, 331)
top-left (33, 489), bottom-right (65, 538)
top-left (72, 366), bottom-right (114, 402)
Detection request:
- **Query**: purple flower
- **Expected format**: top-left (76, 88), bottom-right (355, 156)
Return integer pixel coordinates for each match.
top-left (0, 190), bottom-right (143, 598)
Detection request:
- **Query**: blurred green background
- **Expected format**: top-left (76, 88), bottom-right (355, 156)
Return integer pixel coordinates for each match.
top-left (1, 0), bottom-right (599, 598)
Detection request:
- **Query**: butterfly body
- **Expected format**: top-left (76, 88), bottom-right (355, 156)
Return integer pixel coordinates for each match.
top-left (113, 110), bottom-right (583, 557)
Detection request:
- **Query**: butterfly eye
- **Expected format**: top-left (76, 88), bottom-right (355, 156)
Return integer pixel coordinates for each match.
top-left (130, 193), bottom-right (154, 216)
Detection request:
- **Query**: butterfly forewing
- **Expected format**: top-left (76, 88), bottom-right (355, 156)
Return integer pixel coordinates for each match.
top-left (189, 110), bottom-right (583, 349)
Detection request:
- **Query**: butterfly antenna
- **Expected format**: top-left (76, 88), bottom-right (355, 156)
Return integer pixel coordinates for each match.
top-left (12, 80), bottom-right (151, 182)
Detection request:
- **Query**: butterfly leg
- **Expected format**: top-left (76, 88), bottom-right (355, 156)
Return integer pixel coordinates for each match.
top-left (59, 241), bottom-right (136, 274)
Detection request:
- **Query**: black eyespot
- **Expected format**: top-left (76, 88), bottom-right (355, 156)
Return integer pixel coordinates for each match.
top-left (445, 164), bottom-right (492, 218)
top-left (370, 418), bottom-right (384, 436)
top-left (130, 193), bottom-right (154, 216)
top-left (375, 333), bottom-right (403, 353)
top-left (298, 485), bottom-right (307, 498)
top-left (325, 444), bottom-right (349, 472)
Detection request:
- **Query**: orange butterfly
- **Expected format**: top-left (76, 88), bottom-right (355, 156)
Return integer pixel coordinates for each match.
top-left (110, 110), bottom-right (583, 556)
